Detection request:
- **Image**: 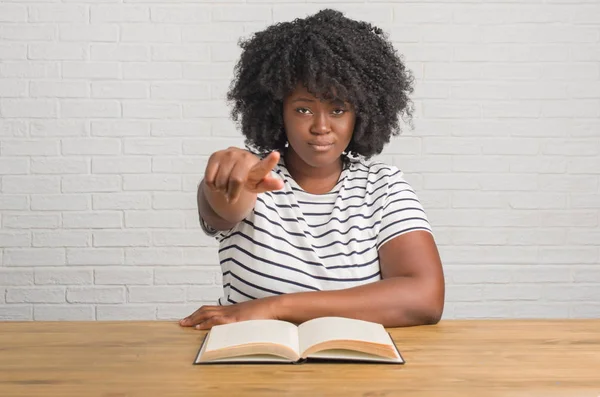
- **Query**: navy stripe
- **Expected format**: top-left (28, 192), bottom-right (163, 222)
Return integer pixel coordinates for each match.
top-left (229, 285), bottom-right (257, 301)
top-left (227, 296), bottom-right (238, 304)
top-left (220, 231), bottom-right (379, 265)
top-left (383, 197), bottom-right (421, 211)
top-left (228, 269), bottom-right (285, 295)
top-left (224, 257), bottom-right (320, 290)
top-left (257, 195), bottom-right (300, 210)
top-left (221, 248), bottom-right (380, 282)
top-left (303, 210), bottom-right (382, 228)
top-left (312, 234), bottom-right (377, 249)
top-left (379, 216), bottom-right (430, 234)
top-left (381, 207), bottom-right (427, 221)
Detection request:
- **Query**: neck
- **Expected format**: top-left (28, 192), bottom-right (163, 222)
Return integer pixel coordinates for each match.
top-left (284, 149), bottom-right (344, 195)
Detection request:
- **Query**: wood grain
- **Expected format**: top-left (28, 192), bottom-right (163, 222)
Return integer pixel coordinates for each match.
top-left (1, 320), bottom-right (599, 397)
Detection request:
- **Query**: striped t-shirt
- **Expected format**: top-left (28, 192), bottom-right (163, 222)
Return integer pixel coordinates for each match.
top-left (200, 155), bottom-right (432, 305)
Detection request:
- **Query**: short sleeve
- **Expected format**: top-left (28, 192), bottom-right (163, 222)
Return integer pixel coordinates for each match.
top-left (376, 169), bottom-right (432, 250)
top-left (199, 213), bottom-right (236, 242)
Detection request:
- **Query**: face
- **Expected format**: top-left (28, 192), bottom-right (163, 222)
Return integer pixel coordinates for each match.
top-left (282, 84), bottom-right (356, 169)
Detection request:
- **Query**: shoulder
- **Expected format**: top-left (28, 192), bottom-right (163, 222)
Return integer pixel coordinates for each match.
top-left (346, 156), bottom-right (403, 182)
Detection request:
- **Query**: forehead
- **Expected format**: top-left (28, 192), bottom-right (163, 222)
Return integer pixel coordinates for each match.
top-left (287, 84), bottom-right (348, 105)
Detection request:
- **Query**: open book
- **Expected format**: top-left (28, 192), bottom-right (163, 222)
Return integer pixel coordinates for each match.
top-left (194, 317), bottom-right (404, 364)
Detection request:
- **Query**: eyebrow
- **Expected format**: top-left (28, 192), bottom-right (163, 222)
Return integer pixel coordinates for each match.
top-left (291, 97), bottom-right (316, 103)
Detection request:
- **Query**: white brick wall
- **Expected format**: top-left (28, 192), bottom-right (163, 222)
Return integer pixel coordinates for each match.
top-left (1, 1), bottom-right (599, 322)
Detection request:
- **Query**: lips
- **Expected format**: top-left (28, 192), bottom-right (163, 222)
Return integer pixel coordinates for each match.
top-left (308, 141), bottom-right (334, 146)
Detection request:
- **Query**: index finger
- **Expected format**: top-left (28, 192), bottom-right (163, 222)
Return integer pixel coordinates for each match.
top-left (247, 151), bottom-right (280, 184)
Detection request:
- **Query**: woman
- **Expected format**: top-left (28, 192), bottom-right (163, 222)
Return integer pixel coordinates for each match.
top-left (180, 9), bottom-right (445, 330)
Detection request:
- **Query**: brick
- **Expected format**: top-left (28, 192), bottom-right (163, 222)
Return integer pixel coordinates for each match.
top-left (92, 82), bottom-right (148, 99)
top-left (125, 211), bottom-right (185, 229)
top-left (0, 79), bottom-right (27, 97)
top-left (93, 231), bottom-right (150, 247)
top-left (29, 5), bottom-right (88, 22)
top-left (3, 248), bottom-right (64, 267)
top-left (92, 157), bottom-right (150, 174)
top-left (567, 158), bottom-right (600, 174)
top-left (0, 120), bottom-right (27, 137)
top-left (151, 82), bottom-right (210, 100)
top-left (121, 25), bottom-right (180, 42)
top-left (67, 248), bottom-right (124, 266)
top-left (92, 120), bottom-right (150, 137)
top-left (2, 139), bottom-right (59, 156)
top-left (151, 6), bottom-right (210, 23)
top-left (30, 81), bottom-right (89, 98)
top-left (62, 176), bottom-right (121, 193)
top-left (154, 268), bottom-right (216, 285)
top-left (539, 175), bottom-right (598, 193)
top-left (184, 101), bottom-right (235, 118)
top-left (454, 302), bottom-right (514, 319)
top-left (543, 285), bottom-right (600, 302)
top-left (30, 120), bottom-right (88, 137)
top-left (28, 43), bottom-right (86, 61)
top-left (67, 287), bottom-right (125, 303)
top-left (0, 269), bottom-right (34, 286)
top-left (93, 193), bottom-right (151, 210)
top-left (0, 305), bottom-right (32, 321)
top-left (128, 286), bottom-right (185, 303)
top-left (567, 230), bottom-right (600, 245)
top-left (510, 157), bottom-right (567, 174)
top-left (91, 5), bottom-right (149, 22)
top-left (445, 284), bottom-right (483, 302)
top-left (0, 24), bottom-right (56, 41)
top-left (0, 195), bottom-right (29, 210)
top-left (122, 102), bottom-right (180, 119)
top-left (0, 4), bottom-right (27, 22)
top-left (63, 212), bottom-right (122, 229)
top-left (539, 247), bottom-right (598, 264)
top-left (31, 194), bottom-right (89, 211)
top-left (182, 24), bottom-right (244, 43)
top-left (213, 5), bottom-right (271, 22)
top-left (151, 45), bottom-right (209, 62)
top-left (573, 266), bottom-right (600, 283)
top-left (97, 305), bottom-right (156, 321)
top-left (540, 64), bottom-right (599, 81)
top-left (122, 63), bottom-right (181, 80)
top-left (91, 44), bottom-right (149, 61)
top-left (31, 158), bottom-right (89, 174)
top-left (123, 175), bottom-right (181, 191)
top-left (2, 214), bottom-right (60, 229)
top-left (60, 24), bottom-right (118, 42)
top-left (6, 287), bottom-right (65, 303)
top-left (152, 230), bottom-right (216, 248)
top-left (182, 248), bottom-right (219, 266)
top-left (62, 62), bottom-right (119, 79)
top-left (60, 100), bottom-right (121, 118)
top-left (509, 193), bottom-right (566, 209)
top-left (2, 176), bottom-right (60, 194)
top-left (451, 192), bottom-right (507, 209)
top-left (33, 231), bottom-right (90, 248)
top-left (1, 99), bottom-right (57, 118)
top-left (181, 137), bottom-right (245, 156)
top-left (542, 100), bottom-right (600, 118)
top-left (187, 286), bottom-right (223, 302)
top-left (125, 247), bottom-right (184, 265)
top-left (570, 304), bottom-right (600, 319)
top-left (34, 305), bottom-right (94, 321)
top-left (506, 229), bottom-right (567, 246)
top-left (568, 82), bottom-right (600, 99)
top-left (0, 158), bottom-right (28, 175)
top-left (537, 211), bottom-right (598, 227)
top-left (124, 138), bottom-right (181, 155)
top-left (479, 174), bottom-right (538, 191)
top-left (151, 121), bottom-right (210, 137)
top-left (483, 284), bottom-right (542, 301)
top-left (152, 158), bottom-right (207, 175)
top-left (35, 268), bottom-right (93, 285)
top-left (514, 303), bottom-right (570, 319)
top-left (95, 268), bottom-right (153, 285)
top-left (157, 304), bottom-right (199, 320)
top-left (0, 62), bottom-right (59, 79)
top-left (183, 63), bottom-right (234, 80)
top-left (152, 192), bottom-right (196, 210)
top-left (570, 194), bottom-right (600, 209)
top-left (543, 139), bottom-right (599, 156)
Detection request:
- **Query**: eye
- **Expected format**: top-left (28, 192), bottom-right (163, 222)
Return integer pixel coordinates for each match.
top-left (295, 107), bottom-right (312, 115)
top-left (332, 108), bottom-right (346, 115)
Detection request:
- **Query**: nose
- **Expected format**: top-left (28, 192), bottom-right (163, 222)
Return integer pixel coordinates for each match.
top-left (310, 112), bottom-right (331, 135)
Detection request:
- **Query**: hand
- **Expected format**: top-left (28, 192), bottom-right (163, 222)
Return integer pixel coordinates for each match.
top-left (204, 148), bottom-right (284, 204)
top-left (179, 296), bottom-right (281, 330)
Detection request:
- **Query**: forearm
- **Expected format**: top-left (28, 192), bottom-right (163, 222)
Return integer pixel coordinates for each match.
top-left (197, 179), bottom-right (257, 226)
top-left (274, 277), bottom-right (443, 327)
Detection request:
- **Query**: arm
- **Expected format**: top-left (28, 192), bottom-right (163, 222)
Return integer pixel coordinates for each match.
top-left (182, 230), bottom-right (445, 329)
top-left (274, 230), bottom-right (445, 326)
top-left (198, 149), bottom-right (284, 231)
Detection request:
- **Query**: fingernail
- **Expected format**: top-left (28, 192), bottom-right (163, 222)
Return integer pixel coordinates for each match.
top-left (195, 325), bottom-right (202, 330)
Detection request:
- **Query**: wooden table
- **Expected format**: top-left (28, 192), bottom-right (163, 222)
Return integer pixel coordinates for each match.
top-left (1, 320), bottom-right (599, 397)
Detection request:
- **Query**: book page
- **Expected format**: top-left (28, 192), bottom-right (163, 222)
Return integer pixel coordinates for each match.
top-left (298, 317), bottom-right (397, 358)
top-left (203, 320), bottom-right (300, 360)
